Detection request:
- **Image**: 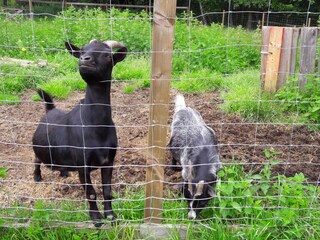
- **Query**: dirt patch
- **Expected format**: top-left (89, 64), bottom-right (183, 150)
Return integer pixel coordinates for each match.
top-left (1, 83), bottom-right (320, 208)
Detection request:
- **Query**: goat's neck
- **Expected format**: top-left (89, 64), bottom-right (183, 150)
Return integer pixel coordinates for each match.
top-left (84, 82), bottom-right (111, 105)
top-left (82, 82), bottom-right (113, 124)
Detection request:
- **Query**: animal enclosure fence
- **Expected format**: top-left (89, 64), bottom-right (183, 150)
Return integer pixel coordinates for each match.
top-left (0, 0), bottom-right (320, 238)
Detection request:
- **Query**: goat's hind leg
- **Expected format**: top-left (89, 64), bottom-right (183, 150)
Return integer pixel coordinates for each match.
top-left (33, 157), bottom-right (42, 182)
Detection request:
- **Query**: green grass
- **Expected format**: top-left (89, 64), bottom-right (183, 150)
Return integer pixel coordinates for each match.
top-left (0, 7), bottom-right (319, 239)
top-left (220, 70), bottom-right (302, 123)
top-left (172, 69), bottom-right (224, 93)
top-left (2, 151), bottom-right (320, 239)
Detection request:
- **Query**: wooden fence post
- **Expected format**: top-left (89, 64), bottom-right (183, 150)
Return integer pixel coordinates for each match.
top-left (144, 0), bottom-right (177, 224)
top-left (298, 27), bottom-right (318, 89)
top-left (28, 0), bottom-right (33, 20)
top-left (221, 10), bottom-right (225, 27)
top-left (260, 26), bottom-right (270, 88)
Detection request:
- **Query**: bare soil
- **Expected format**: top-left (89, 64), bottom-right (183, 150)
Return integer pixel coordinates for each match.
top-left (1, 82), bottom-right (320, 208)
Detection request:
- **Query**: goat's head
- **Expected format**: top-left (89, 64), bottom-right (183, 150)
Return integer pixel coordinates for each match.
top-left (65, 39), bottom-right (127, 83)
top-left (183, 177), bottom-right (216, 220)
top-left (183, 147), bottom-right (219, 220)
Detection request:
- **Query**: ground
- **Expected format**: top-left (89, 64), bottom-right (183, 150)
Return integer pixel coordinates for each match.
top-left (0, 82), bottom-right (319, 209)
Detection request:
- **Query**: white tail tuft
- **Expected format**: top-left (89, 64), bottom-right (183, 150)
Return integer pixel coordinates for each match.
top-left (174, 94), bottom-right (186, 113)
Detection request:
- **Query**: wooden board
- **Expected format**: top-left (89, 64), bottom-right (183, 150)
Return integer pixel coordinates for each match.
top-left (277, 27), bottom-right (293, 89)
top-left (144, 0), bottom-right (177, 224)
top-left (264, 27), bottom-right (284, 92)
top-left (298, 27), bottom-right (318, 89)
top-left (289, 28), bottom-right (300, 76)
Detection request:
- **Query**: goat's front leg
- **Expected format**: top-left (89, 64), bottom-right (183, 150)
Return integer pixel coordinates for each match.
top-left (59, 169), bottom-right (69, 178)
top-left (78, 167), bottom-right (103, 221)
top-left (34, 157), bottom-right (42, 182)
top-left (101, 161), bottom-right (116, 221)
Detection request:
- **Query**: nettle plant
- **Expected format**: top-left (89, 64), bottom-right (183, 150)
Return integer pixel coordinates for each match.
top-left (276, 76), bottom-right (320, 125)
top-left (213, 149), bottom-right (319, 227)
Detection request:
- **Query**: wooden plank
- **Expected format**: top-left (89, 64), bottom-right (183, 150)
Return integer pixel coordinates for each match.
top-left (277, 27), bottom-right (293, 89)
top-left (144, 0), bottom-right (177, 224)
top-left (289, 28), bottom-right (300, 76)
top-left (298, 27), bottom-right (318, 89)
top-left (260, 26), bottom-right (270, 88)
top-left (264, 27), bottom-right (284, 92)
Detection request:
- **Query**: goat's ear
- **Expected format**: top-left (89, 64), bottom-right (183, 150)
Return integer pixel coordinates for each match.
top-left (112, 46), bottom-right (127, 65)
top-left (65, 42), bottom-right (80, 58)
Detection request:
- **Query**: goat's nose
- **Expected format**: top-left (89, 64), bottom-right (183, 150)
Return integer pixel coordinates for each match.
top-left (188, 210), bottom-right (197, 220)
top-left (80, 55), bottom-right (92, 62)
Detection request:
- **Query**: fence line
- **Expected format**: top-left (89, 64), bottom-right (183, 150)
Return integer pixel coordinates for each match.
top-left (17, 0), bottom-right (189, 12)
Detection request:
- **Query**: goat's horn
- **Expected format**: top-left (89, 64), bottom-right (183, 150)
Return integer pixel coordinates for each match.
top-left (89, 39), bottom-right (97, 43)
top-left (104, 40), bottom-right (125, 49)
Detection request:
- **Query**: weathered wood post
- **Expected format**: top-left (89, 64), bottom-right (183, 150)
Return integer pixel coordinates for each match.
top-left (28, 0), bottom-right (33, 20)
top-left (144, 0), bottom-right (177, 224)
top-left (222, 10), bottom-right (225, 27)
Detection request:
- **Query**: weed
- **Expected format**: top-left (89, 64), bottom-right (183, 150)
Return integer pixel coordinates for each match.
top-left (276, 76), bottom-right (320, 127)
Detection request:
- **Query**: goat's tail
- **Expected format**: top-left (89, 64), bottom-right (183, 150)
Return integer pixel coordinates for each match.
top-left (37, 89), bottom-right (55, 112)
top-left (174, 93), bottom-right (186, 113)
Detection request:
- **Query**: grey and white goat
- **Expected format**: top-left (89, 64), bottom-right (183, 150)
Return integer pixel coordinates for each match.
top-left (32, 39), bottom-right (127, 222)
top-left (169, 94), bottom-right (221, 219)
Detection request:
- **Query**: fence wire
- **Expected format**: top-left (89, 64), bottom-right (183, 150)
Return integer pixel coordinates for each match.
top-left (0, 0), bottom-right (320, 234)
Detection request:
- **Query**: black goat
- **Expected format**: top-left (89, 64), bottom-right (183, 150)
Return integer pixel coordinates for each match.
top-left (169, 94), bottom-right (222, 219)
top-left (32, 39), bottom-right (127, 222)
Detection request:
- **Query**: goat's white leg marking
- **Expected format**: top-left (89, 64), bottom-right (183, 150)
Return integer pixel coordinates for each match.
top-left (188, 200), bottom-right (196, 219)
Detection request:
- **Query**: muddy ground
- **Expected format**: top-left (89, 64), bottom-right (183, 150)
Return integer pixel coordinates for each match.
top-left (0, 82), bottom-right (319, 208)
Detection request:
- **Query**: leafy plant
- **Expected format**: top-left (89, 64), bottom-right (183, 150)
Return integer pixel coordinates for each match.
top-left (0, 167), bottom-right (8, 178)
top-left (276, 76), bottom-right (320, 125)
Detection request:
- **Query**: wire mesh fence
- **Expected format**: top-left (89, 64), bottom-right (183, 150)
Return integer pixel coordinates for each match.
top-left (0, 0), bottom-right (320, 237)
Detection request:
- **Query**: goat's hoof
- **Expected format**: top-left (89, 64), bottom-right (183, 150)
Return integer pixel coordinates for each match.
top-left (34, 174), bottom-right (42, 182)
top-left (105, 212), bottom-right (117, 222)
top-left (94, 222), bottom-right (103, 228)
top-left (90, 212), bottom-right (103, 222)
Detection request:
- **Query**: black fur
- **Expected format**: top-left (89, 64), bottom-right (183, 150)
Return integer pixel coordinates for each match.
top-left (32, 39), bottom-right (127, 223)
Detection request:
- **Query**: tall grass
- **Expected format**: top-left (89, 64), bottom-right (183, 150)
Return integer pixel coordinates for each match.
top-left (0, 7), bottom-right (260, 72)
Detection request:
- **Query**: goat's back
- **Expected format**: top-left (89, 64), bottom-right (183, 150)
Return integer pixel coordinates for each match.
top-left (170, 107), bottom-right (218, 161)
